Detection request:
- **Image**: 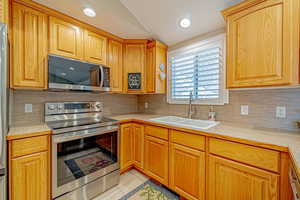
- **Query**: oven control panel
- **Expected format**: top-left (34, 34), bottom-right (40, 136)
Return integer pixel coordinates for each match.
top-left (45, 102), bottom-right (103, 115)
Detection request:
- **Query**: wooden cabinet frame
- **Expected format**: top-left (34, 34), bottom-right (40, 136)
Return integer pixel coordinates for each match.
top-left (223, 0), bottom-right (300, 88)
top-left (120, 121), bottom-right (292, 200)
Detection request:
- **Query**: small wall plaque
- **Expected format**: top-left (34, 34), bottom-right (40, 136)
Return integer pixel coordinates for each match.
top-left (128, 73), bottom-right (141, 90)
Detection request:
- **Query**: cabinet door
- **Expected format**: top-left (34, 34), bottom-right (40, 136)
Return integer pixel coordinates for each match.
top-left (108, 40), bottom-right (123, 92)
top-left (124, 43), bottom-right (146, 93)
top-left (132, 123), bottom-right (144, 169)
top-left (154, 43), bottom-right (167, 94)
top-left (144, 135), bottom-right (168, 186)
top-left (226, 0), bottom-right (299, 88)
top-left (146, 45), bottom-right (155, 93)
top-left (11, 152), bottom-right (49, 200)
top-left (120, 124), bottom-right (134, 171)
top-left (208, 155), bottom-right (279, 200)
top-left (11, 3), bottom-right (47, 89)
top-left (49, 16), bottom-right (83, 60)
top-left (0, 0), bottom-right (8, 23)
top-left (169, 143), bottom-right (205, 200)
top-left (84, 30), bottom-right (107, 65)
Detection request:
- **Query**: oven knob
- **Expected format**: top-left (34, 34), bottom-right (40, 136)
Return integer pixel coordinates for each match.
top-left (58, 104), bottom-right (64, 110)
top-left (48, 104), bottom-right (56, 110)
top-left (96, 104), bottom-right (102, 110)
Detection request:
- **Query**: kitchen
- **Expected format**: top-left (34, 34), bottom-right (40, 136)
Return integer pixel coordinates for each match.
top-left (0, 0), bottom-right (300, 200)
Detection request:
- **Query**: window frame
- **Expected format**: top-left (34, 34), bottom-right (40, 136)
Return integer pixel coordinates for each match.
top-left (167, 34), bottom-right (228, 105)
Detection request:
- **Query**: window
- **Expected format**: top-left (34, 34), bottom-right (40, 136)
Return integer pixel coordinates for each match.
top-left (167, 34), bottom-right (228, 105)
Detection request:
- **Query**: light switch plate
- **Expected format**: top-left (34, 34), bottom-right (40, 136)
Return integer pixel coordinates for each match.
top-left (276, 106), bottom-right (286, 118)
top-left (25, 104), bottom-right (32, 113)
top-left (241, 105), bottom-right (249, 115)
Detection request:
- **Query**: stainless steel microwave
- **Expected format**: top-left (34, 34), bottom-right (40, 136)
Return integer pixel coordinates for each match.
top-left (48, 54), bottom-right (110, 92)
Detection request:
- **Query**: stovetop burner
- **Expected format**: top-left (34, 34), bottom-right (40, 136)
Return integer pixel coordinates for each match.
top-left (46, 116), bottom-right (117, 130)
top-left (45, 101), bottom-right (118, 134)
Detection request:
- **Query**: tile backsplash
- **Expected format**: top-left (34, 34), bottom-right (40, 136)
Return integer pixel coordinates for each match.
top-left (138, 88), bottom-right (300, 132)
top-left (10, 88), bottom-right (300, 132)
top-left (10, 90), bottom-right (138, 127)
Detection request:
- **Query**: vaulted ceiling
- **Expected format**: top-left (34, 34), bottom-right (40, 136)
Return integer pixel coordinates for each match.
top-left (34, 0), bottom-right (242, 46)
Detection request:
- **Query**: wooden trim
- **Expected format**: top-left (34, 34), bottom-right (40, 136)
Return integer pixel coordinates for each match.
top-left (280, 152), bottom-right (293, 200)
top-left (7, 130), bottom-right (51, 141)
top-left (12, 0), bottom-right (124, 43)
top-left (124, 39), bottom-right (149, 44)
top-left (222, 0), bottom-right (269, 19)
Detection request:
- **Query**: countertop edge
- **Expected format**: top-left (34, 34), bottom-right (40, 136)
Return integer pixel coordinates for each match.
top-left (116, 118), bottom-right (290, 152)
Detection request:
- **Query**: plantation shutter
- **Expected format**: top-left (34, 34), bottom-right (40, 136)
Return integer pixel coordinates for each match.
top-left (168, 34), bottom-right (228, 105)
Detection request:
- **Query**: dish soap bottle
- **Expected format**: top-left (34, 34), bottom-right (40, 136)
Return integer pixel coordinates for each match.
top-left (208, 106), bottom-right (216, 121)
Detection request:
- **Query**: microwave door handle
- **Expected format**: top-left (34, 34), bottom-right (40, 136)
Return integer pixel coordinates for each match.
top-left (100, 66), bottom-right (104, 88)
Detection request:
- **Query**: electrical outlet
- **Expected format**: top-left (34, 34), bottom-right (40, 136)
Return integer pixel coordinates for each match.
top-left (25, 104), bottom-right (33, 113)
top-left (276, 106), bottom-right (286, 118)
top-left (240, 105), bottom-right (249, 115)
top-left (145, 102), bottom-right (149, 109)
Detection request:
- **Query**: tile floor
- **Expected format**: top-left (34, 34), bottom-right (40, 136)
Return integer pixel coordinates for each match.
top-left (93, 169), bottom-right (149, 200)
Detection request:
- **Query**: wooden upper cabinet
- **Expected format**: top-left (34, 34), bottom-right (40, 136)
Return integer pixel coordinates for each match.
top-left (84, 30), bottom-right (107, 65)
top-left (208, 155), bottom-right (279, 200)
top-left (223, 0), bottom-right (299, 88)
top-left (169, 143), bottom-right (205, 200)
top-left (49, 16), bottom-right (83, 60)
top-left (120, 123), bottom-right (134, 171)
top-left (108, 40), bottom-right (123, 92)
top-left (0, 0), bottom-right (8, 23)
top-left (123, 40), bottom-right (147, 93)
top-left (146, 41), bottom-right (167, 93)
top-left (144, 135), bottom-right (169, 186)
top-left (11, 3), bottom-right (48, 89)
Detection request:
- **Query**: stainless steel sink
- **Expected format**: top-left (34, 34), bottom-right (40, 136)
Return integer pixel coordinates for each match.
top-left (150, 116), bottom-right (219, 130)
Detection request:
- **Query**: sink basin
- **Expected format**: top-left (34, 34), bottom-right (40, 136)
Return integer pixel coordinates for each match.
top-left (150, 116), bottom-right (220, 130)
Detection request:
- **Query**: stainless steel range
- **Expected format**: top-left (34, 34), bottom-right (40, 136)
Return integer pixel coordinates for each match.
top-left (45, 102), bottom-right (120, 200)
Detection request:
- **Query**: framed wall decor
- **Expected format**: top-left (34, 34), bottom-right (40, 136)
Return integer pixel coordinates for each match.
top-left (128, 73), bottom-right (141, 90)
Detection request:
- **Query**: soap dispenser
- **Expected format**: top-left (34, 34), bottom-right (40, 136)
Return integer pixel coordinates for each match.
top-left (208, 106), bottom-right (216, 121)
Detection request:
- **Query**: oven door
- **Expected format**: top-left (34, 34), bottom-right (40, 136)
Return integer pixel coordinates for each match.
top-left (52, 125), bottom-right (119, 198)
top-left (290, 167), bottom-right (300, 200)
top-left (48, 54), bottom-right (105, 92)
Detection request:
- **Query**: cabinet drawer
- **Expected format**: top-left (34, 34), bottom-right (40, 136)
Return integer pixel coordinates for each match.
top-left (170, 130), bottom-right (205, 151)
top-left (209, 138), bottom-right (280, 172)
top-left (145, 125), bottom-right (168, 140)
top-left (11, 135), bottom-right (49, 158)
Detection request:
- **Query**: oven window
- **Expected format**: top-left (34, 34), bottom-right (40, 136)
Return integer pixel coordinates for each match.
top-left (48, 55), bottom-right (100, 87)
top-left (56, 131), bottom-right (118, 187)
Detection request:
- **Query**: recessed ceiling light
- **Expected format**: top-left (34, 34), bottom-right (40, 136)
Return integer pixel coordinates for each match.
top-left (180, 18), bottom-right (191, 29)
top-left (83, 8), bottom-right (96, 18)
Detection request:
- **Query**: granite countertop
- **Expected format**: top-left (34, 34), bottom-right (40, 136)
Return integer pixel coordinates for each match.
top-left (110, 113), bottom-right (300, 177)
top-left (8, 113), bottom-right (300, 177)
top-left (7, 124), bottom-right (52, 140)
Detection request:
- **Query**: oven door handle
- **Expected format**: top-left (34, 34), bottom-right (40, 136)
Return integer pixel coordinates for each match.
top-left (290, 169), bottom-right (300, 200)
top-left (52, 125), bottom-right (119, 143)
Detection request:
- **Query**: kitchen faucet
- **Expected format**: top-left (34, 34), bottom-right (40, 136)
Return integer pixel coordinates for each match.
top-left (188, 91), bottom-right (194, 119)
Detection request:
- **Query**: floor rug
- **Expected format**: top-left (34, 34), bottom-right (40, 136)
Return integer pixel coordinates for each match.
top-left (119, 180), bottom-right (179, 200)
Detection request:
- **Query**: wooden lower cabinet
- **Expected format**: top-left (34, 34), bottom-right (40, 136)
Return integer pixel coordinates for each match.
top-left (120, 123), bottom-right (134, 171)
top-left (132, 123), bottom-right (144, 169)
top-left (11, 152), bottom-right (49, 200)
top-left (144, 135), bottom-right (169, 186)
top-left (169, 143), bottom-right (205, 200)
top-left (208, 155), bottom-right (279, 200)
